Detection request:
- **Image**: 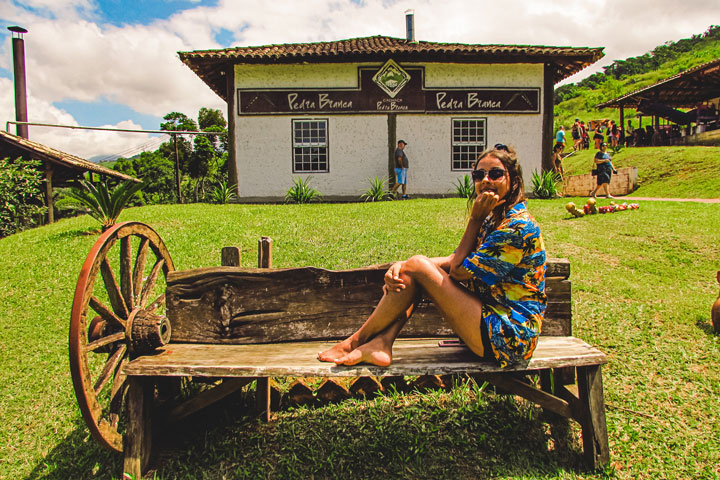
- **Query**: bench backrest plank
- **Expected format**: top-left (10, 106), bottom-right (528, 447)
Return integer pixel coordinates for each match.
top-left (166, 259), bottom-right (570, 344)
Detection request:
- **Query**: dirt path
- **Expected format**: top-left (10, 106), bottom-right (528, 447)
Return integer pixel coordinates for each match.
top-left (620, 196), bottom-right (720, 203)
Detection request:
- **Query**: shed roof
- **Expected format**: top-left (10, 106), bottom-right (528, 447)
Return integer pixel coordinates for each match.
top-left (597, 57), bottom-right (720, 109)
top-left (0, 129), bottom-right (139, 183)
top-left (179, 35), bottom-right (604, 101)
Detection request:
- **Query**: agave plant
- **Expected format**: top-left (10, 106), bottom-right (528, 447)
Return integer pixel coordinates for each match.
top-left (531, 170), bottom-right (562, 199)
top-left (59, 175), bottom-right (143, 230)
top-left (453, 174), bottom-right (474, 198)
top-left (285, 176), bottom-right (322, 204)
top-left (210, 181), bottom-right (237, 204)
top-left (361, 176), bottom-right (389, 202)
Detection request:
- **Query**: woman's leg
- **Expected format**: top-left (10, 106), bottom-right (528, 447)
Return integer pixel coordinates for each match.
top-left (319, 255), bottom-right (486, 366)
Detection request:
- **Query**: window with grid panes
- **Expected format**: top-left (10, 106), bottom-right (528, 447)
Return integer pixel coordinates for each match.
top-left (292, 119), bottom-right (328, 172)
top-left (451, 118), bottom-right (486, 170)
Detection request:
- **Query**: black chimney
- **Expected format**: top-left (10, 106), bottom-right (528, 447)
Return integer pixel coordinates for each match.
top-left (8, 26), bottom-right (29, 139)
top-left (405, 10), bottom-right (416, 43)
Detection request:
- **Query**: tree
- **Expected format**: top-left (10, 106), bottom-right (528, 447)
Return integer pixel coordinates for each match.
top-left (0, 157), bottom-right (47, 238)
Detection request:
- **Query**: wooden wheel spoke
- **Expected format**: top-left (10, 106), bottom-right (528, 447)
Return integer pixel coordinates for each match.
top-left (132, 238), bottom-right (150, 305)
top-left (89, 296), bottom-right (127, 330)
top-left (87, 331), bottom-right (126, 352)
top-left (145, 294), bottom-right (166, 313)
top-left (139, 258), bottom-right (165, 308)
top-left (101, 258), bottom-right (129, 318)
top-left (94, 344), bottom-right (127, 395)
top-left (120, 237), bottom-right (134, 310)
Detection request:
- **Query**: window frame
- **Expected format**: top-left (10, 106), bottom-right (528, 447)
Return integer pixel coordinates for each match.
top-left (291, 118), bottom-right (329, 173)
top-left (450, 117), bottom-right (487, 171)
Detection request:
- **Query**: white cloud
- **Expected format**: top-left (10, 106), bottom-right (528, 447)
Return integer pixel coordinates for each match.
top-left (1, 0), bottom-right (719, 156)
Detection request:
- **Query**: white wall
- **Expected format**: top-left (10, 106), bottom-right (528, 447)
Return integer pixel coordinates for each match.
top-left (233, 62), bottom-right (545, 199)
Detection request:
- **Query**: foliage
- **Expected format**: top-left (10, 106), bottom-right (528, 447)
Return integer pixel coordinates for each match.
top-left (285, 176), bottom-right (322, 204)
top-left (609, 144), bottom-right (624, 155)
top-left (210, 181), bottom-right (237, 204)
top-left (57, 175), bottom-right (143, 230)
top-left (360, 176), bottom-right (389, 202)
top-left (113, 151), bottom-right (175, 204)
top-left (453, 174), bottom-right (475, 198)
top-left (531, 170), bottom-right (561, 199)
top-left (0, 157), bottom-right (47, 238)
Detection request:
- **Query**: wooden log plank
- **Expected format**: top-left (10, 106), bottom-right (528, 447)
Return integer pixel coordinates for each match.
top-left (316, 379), bottom-right (351, 403)
top-left (286, 378), bottom-right (316, 406)
top-left (409, 375), bottom-right (444, 392)
top-left (577, 365), bottom-right (610, 469)
top-left (166, 378), bottom-right (253, 424)
top-left (221, 247), bottom-right (242, 267)
top-left (123, 377), bottom-right (152, 480)
top-left (380, 375), bottom-right (408, 393)
top-left (167, 264), bottom-right (571, 343)
top-left (123, 337), bottom-right (607, 378)
top-left (350, 376), bottom-right (382, 398)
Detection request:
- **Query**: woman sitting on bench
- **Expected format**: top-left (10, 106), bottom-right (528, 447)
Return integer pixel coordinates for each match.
top-left (318, 144), bottom-right (547, 368)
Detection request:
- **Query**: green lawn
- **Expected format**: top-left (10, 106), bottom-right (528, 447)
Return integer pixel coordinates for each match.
top-left (561, 145), bottom-right (720, 199)
top-left (1, 199), bottom-right (719, 479)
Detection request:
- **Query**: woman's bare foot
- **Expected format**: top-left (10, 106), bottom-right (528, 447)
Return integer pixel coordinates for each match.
top-left (333, 335), bottom-right (392, 367)
top-left (317, 337), bottom-right (358, 363)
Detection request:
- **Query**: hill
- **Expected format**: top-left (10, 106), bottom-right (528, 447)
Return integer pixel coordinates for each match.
top-left (554, 25), bottom-right (720, 129)
top-left (560, 145), bottom-right (720, 199)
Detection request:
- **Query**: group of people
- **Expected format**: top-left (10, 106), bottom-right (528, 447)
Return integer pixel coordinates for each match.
top-left (555, 119), bottom-right (622, 154)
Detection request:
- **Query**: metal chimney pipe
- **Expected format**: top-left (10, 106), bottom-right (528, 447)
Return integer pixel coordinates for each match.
top-left (405, 10), bottom-right (415, 43)
top-left (8, 26), bottom-right (29, 139)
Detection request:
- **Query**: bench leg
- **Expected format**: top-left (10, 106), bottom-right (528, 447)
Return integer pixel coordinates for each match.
top-left (577, 365), bottom-right (610, 470)
top-left (255, 377), bottom-right (271, 422)
top-left (124, 377), bottom-right (153, 479)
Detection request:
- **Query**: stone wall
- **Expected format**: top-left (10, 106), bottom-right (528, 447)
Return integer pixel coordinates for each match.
top-left (564, 167), bottom-right (638, 197)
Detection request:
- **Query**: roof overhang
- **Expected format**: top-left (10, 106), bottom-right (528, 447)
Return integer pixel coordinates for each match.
top-left (179, 35), bottom-right (604, 102)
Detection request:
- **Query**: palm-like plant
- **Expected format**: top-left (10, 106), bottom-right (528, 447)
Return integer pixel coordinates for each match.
top-left (285, 176), bottom-right (322, 204)
top-left (361, 176), bottom-right (389, 202)
top-left (210, 181), bottom-right (237, 204)
top-left (531, 170), bottom-right (562, 199)
top-left (60, 176), bottom-right (143, 230)
top-left (453, 174), bottom-right (474, 198)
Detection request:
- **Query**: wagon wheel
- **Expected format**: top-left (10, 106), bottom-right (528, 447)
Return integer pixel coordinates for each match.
top-left (69, 222), bottom-right (175, 452)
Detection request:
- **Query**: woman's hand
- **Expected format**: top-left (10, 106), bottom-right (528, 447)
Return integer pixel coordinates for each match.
top-left (470, 191), bottom-right (500, 222)
top-left (384, 261), bottom-right (406, 293)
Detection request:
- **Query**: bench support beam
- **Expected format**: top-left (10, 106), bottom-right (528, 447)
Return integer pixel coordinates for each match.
top-left (577, 365), bottom-right (610, 469)
top-left (124, 377), bottom-right (152, 480)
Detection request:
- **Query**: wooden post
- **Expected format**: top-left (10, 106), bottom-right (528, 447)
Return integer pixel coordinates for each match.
top-left (124, 377), bottom-right (152, 479)
top-left (173, 133), bottom-right (183, 204)
top-left (387, 113), bottom-right (397, 188)
top-left (577, 365), bottom-right (610, 469)
top-left (225, 66), bottom-right (239, 198)
top-left (221, 246), bottom-right (241, 267)
top-left (44, 161), bottom-right (54, 224)
top-left (258, 237), bottom-right (272, 268)
top-left (541, 63), bottom-right (555, 172)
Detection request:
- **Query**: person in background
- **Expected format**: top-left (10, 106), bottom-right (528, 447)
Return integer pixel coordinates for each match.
top-left (593, 122), bottom-right (605, 150)
top-left (571, 119), bottom-right (581, 151)
top-left (318, 144), bottom-right (546, 369)
top-left (610, 120), bottom-right (619, 148)
top-left (390, 140), bottom-right (410, 199)
top-left (552, 144), bottom-right (566, 196)
top-left (579, 121), bottom-right (589, 150)
top-left (555, 125), bottom-right (566, 152)
top-left (589, 142), bottom-right (618, 199)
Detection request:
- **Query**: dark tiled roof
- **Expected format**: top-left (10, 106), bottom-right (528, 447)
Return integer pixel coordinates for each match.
top-left (597, 57), bottom-right (720, 109)
top-left (179, 35), bottom-right (604, 101)
top-left (0, 129), bottom-right (138, 182)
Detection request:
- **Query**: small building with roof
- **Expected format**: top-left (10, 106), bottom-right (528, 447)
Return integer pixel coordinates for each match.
top-left (0, 129), bottom-right (138, 222)
top-left (180, 26), bottom-right (602, 201)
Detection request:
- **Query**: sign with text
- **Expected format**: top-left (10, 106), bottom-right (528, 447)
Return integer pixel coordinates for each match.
top-left (237, 64), bottom-right (540, 115)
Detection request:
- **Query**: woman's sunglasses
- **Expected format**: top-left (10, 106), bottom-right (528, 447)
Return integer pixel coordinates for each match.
top-left (471, 167), bottom-right (506, 182)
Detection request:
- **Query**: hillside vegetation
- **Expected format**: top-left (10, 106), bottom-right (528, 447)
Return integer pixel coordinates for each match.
top-left (554, 25), bottom-right (720, 129)
top-left (561, 146), bottom-right (720, 199)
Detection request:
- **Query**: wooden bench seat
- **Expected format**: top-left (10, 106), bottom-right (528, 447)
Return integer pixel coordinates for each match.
top-left (125, 337), bottom-right (606, 378)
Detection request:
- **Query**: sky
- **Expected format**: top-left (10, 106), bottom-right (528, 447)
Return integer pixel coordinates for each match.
top-left (1, 0), bottom-right (718, 161)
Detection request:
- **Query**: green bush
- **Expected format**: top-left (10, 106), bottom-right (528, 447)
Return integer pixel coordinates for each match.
top-left (453, 174), bottom-right (474, 198)
top-left (0, 157), bottom-right (47, 238)
top-left (531, 170), bottom-right (562, 199)
top-left (210, 181), bottom-right (237, 204)
top-left (361, 176), bottom-right (389, 202)
top-left (57, 175), bottom-right (143, 230)
top-left (285, 176), bottom-right (322, 204)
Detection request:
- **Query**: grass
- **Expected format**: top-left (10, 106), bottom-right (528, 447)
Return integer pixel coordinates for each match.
top-left (1, 199), bottom-right (719, 479)
top-left (561, 145), bottom-right (720, 199)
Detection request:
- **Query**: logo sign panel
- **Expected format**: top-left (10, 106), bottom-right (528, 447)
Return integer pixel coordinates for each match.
top-left (238, 62), bottom-right (539, 115)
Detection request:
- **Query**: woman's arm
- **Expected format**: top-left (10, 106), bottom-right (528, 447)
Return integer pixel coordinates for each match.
top-left (449, 192), bottom-right (499, 281)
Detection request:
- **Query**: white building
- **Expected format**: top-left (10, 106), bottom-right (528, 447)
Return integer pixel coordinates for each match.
top-left (180, 31), bottom-right (602, 201)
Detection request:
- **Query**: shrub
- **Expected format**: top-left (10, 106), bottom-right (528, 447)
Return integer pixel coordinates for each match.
top-left (285, 176), bottom-right (322, 204)
top-left (531, 170), bottom-right (562, 199)
top-left (361, 176), bottom-right (389, 202)
top-left (57, 175), bottom-right (143, 230)
top-left (0, 157), bottom-right (47, 238)
top-left (453, 174), bottom-right (474, 198)
top-left (210, 181), bottom-right (237, 204)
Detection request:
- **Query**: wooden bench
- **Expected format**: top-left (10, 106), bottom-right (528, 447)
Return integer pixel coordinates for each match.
top-left (67, 223), bottom-right (609, 479)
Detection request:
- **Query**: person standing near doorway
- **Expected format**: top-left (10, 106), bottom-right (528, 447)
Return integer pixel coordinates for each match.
top-left (555, 126), bottom-right (566, 153)
top-left (391, 140), bottom-right (410, 199)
